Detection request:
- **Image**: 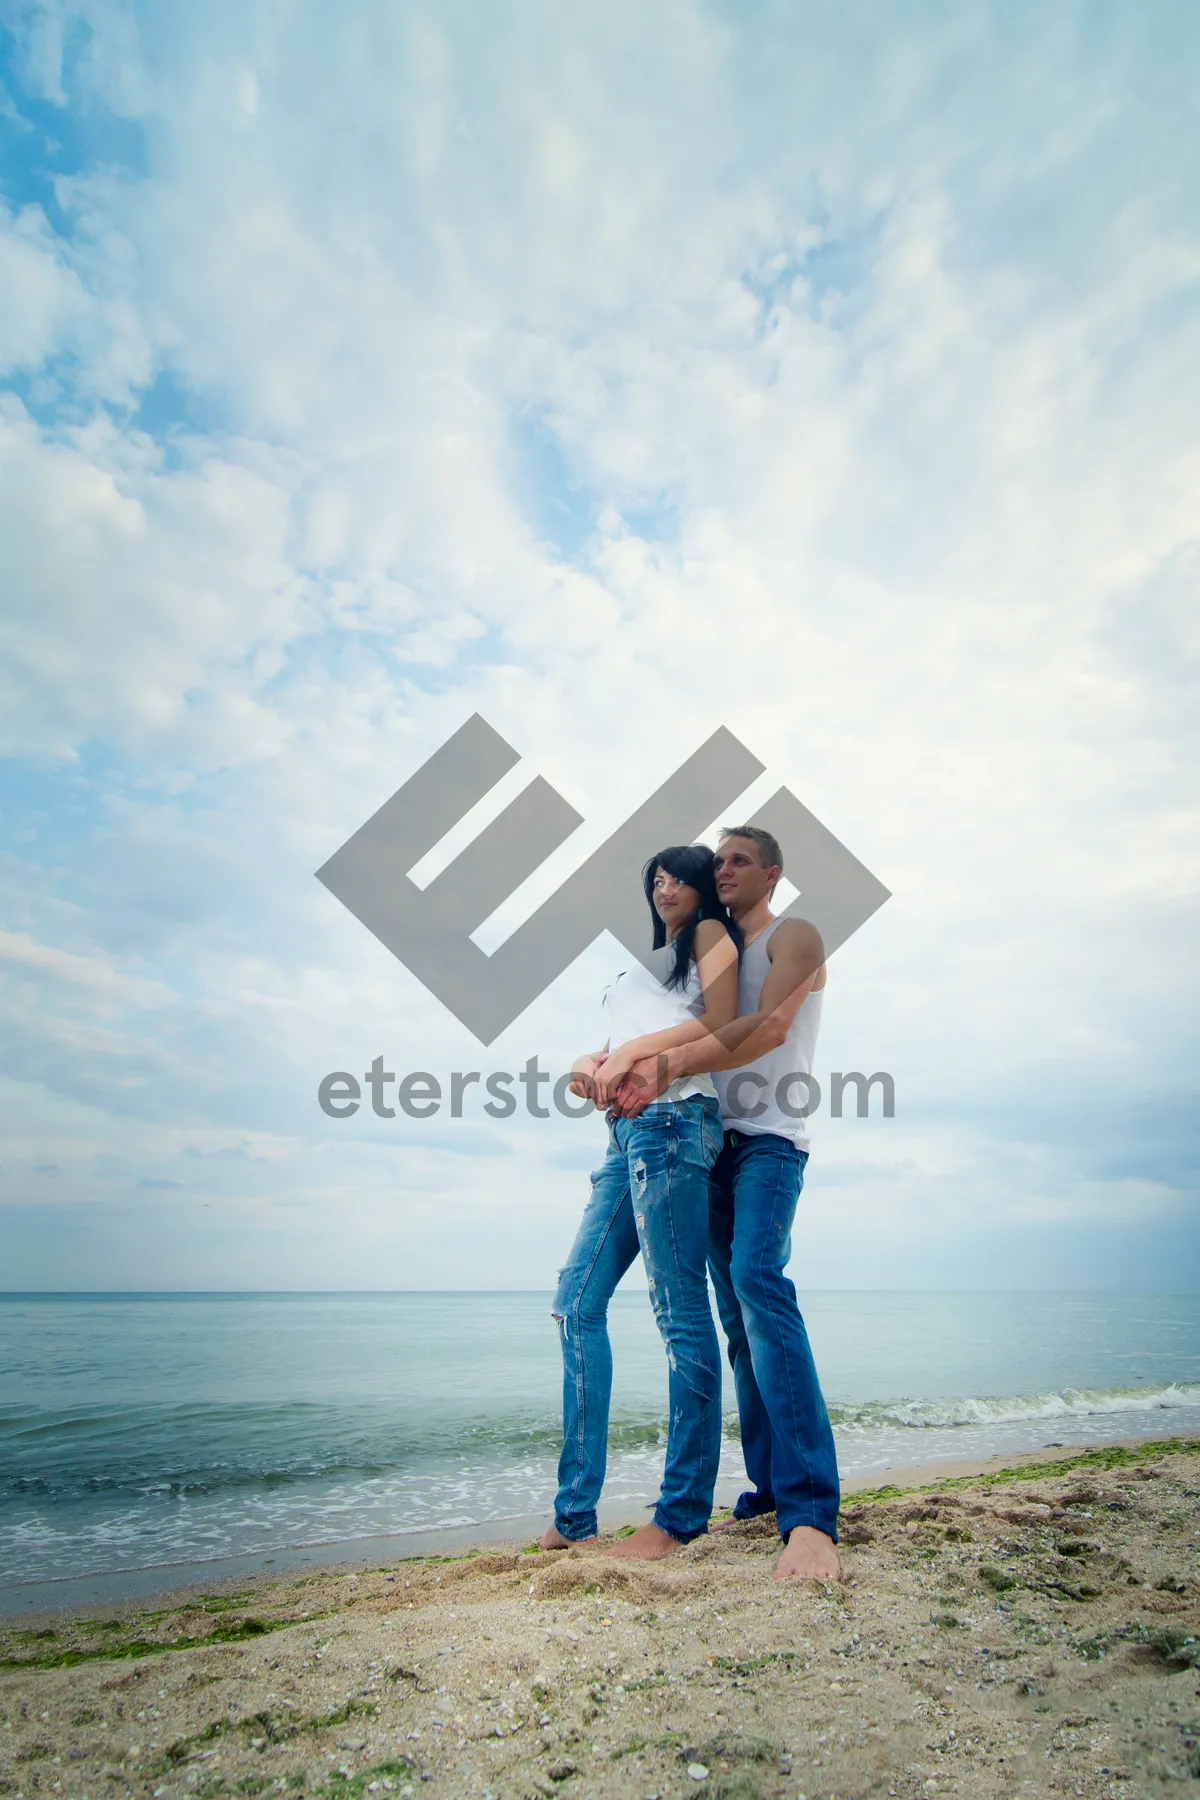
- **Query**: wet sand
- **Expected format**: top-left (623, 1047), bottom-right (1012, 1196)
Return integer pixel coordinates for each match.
top-left (7, 1438), bottom-right (1168, 1622)
top-left (1, 1436), bottom-right (1197, 1800)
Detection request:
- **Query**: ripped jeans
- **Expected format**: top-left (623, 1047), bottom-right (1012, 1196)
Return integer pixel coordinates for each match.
top-left (551, 1096), bottom-right (724, 1544)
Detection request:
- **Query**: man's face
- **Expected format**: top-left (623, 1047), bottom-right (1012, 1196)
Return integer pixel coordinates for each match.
top-left (713, 835), bottom-right (778, 916)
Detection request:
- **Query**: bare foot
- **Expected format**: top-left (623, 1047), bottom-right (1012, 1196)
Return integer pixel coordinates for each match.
top-left (603, 1522), bottom-right (682, 1560)
top-left (537, 1524), bottom-right (597, 1550)
top-left (774, 1525), bottom-right (841, 1581)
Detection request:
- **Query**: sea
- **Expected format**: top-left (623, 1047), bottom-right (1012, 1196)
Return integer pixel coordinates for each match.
top-left (2, 1291), bottom-right (1198, 1608)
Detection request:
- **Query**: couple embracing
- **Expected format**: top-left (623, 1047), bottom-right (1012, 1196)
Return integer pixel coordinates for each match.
top-left (539, 827), bottom-right (840, 1582)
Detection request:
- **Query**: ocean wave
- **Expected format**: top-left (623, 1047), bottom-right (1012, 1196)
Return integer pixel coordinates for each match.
top-left (827, 1382), bottom-right (1200, 1432)
top-left (0, 1401), bottom-right (671, 1504)
top-left (3, 1383), bottom-right (1196, 1507)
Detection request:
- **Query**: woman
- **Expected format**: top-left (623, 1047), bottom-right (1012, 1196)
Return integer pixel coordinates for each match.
top-left (539, 844), bottom-right (742, 1558)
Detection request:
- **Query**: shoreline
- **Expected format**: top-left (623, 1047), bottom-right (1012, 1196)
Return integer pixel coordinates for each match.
top-left (2, 1434), bottom-right (1197, 1800)
top-left (1, 1431), bottom-right (1189, 1624)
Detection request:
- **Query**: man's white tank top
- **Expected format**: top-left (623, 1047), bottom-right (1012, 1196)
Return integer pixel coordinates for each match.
top-left (711, 918), bottom-right (823, 1149)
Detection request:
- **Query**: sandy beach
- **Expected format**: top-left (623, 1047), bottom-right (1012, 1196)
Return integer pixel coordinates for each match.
top-left (2, 1437), bottom-right (1197, 1800)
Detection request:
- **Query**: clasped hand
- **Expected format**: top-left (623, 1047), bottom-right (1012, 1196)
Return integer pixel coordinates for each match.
top-left (567, 1050), bottom-right (671, 1117)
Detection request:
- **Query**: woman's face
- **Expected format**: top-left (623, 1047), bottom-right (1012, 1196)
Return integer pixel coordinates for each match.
top-left (651, 864), bottom-right (703, 936)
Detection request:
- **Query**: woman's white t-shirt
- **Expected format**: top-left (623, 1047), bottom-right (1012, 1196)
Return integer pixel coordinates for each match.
top-left (602, 943), bottom-right (717, 1103)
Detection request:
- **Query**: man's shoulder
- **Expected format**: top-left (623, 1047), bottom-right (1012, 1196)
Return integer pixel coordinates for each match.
top-left (765, 915), bottom-right (823, 957)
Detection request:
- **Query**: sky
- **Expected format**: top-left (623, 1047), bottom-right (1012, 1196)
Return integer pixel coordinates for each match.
top-left (0, 0), bottom-right (1197, 1291)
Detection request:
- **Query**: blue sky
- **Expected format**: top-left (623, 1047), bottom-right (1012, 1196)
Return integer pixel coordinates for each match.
top-left (1, 0), bottom-right (1197, 1289)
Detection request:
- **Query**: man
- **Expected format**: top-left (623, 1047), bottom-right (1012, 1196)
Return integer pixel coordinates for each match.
top-left (613, 827), bottom-right (840, 1581)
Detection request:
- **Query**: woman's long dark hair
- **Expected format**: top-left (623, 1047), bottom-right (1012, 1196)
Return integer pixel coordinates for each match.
top-left (643, 844), bottom-right (743, 991)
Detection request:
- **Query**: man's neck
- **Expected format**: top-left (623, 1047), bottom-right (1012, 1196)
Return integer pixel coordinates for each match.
top-left (732, 898), bottom-right (774, 943)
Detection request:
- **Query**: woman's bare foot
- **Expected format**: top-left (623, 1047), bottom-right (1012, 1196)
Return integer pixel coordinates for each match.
top-left (604, 1522), bottom-right (682, 1560)
top-left (537, 1524), bottom-right (597, 1550)
top-left (774, 1525), bottom-right (841, 1581)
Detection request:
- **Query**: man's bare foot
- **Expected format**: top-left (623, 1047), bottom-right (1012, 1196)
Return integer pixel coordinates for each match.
top-left (709, 1514), bottom-right (743, 1533)
top-left (774, 1525), bottom-right (841, 1581)
top-left (537, 1524), bottom-right (597, 1550)
top-left (603, 1522), bottom-right (682, 1560)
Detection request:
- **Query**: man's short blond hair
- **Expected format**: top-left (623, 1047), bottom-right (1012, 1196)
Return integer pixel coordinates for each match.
top-left (719, 824), bottom-right (783, 875)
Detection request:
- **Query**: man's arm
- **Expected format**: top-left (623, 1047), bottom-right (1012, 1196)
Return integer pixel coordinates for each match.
top-left (611, 919), bottom-right (823, 1114)
top-left (672, 917), bottom-right (823, 1075)
top-left (592, 921), bottom-right (738, 1106)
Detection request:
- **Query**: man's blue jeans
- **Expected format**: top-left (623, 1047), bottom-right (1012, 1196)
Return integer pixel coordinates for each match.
top-left (708, 1129), bottom-right (840, 1543)
top-left (551, 1097), bottom-right (724, 1544)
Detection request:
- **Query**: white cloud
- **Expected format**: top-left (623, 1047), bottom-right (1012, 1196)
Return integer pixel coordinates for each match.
top-left (0, 199), bottom-right (89, 371)
top-left (0, 403), bottom-right (306, 757)
top-left (0, 926), bottom-right (169, 1006)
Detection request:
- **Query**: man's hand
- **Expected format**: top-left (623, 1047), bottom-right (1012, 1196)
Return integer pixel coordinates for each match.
top-left (610, 1052), bottom-right (673, 1117)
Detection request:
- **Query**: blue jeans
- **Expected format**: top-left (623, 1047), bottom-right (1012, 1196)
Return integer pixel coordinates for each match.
top-left (708, 1130), bottom-right (840, 1543)
top-left (551, 1096), bottom-right (724, 1544)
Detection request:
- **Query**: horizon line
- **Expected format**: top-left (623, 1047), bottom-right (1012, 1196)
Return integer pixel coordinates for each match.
top-left (2, 1286), bottom-right (1198, 1298)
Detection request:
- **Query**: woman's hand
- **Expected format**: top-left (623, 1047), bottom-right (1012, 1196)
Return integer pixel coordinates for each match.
top-left (593, 1049), bottom-right (636, 1107)
top-left (568, 1052), bottom-right (606, 1102)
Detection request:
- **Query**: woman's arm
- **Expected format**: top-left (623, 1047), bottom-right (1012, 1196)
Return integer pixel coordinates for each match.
top-left (593, 923), bottom-right (738, 1104)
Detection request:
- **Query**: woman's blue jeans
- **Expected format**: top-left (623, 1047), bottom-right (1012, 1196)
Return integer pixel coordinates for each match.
top-left (551, 1096), bottom-right (724, 1544)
